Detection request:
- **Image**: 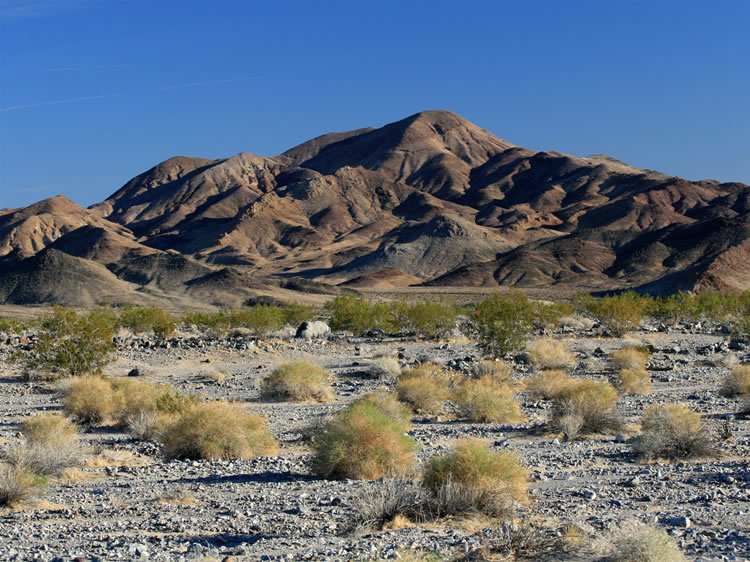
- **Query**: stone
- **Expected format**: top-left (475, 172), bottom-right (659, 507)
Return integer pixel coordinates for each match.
top-left (668, 516), bottom-right (691, 528)
top-left (127, 368), bottom-right (142, 377)
top-left (582, 489), bottom-right (597, 500)
top-left (295, 321), bottom-right (331, 339)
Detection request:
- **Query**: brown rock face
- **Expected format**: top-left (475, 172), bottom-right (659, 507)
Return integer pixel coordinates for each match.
top-left (1, 110), bottom-right (748, 305)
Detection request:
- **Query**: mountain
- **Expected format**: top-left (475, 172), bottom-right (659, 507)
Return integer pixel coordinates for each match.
top-left (1, 110), bottom-right (748, 306)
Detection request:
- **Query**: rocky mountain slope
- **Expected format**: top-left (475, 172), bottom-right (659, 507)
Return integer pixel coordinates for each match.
top-left (1, 110), bottom-right (748, 305)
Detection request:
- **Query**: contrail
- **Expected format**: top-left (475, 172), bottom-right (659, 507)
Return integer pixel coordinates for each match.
top-left (0, 76), bottom-right (261, 113)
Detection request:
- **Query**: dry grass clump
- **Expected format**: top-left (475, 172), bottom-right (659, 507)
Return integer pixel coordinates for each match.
top-left (549, 379), bottom-right (620, 439)
top-left (451, 376), bottom-right (522, 423)
top-left (472, 360), bottom-right (513, 383)
top-left (525, 370), bottom-right (576, 400)
top-left (423, 439), bottom-right (528, 517)
top-left (609, 347), bottom-right (649, 370)
top-left (260, 361), bottom-right (333, 402)
top-left (5, 414), bottom-right (81, 477)
top-left (62, 376), bottom-right (115, 424)
top-left (631, 403), bottom-right (716, 461)
top-left (366, 355), bottom-right (402, 379)
top-left (527, 338), bottom-right (576, 371)
top-left (603, 519), bottom-right (686, 562)
top-left (395, 363), bottom-right (450, 413)
top-left (159, 401), bottom-right (278, 460)
top-left (352, 391), bottom-right (412, 428)
top-left (312, 401), bottom-right (417, 480)
top-left (719, 364), bottom-right (750, 397)
top-left (0, 464), bottom-right (40, 507)
top-left (617, 368), bottom-right (652, 395)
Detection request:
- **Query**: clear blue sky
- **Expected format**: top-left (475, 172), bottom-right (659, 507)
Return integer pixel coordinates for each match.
top-left (1, 0), bottom-right (748, 210)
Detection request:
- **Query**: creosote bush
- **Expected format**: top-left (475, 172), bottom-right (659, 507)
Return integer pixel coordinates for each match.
top-left (395, 363), bottom-right (450, 413)
top-left (228, 305), bottom-right (285, 337)
top-left (118, 305), bottom-right (175, 340)
top-left (423, 438), bottom-right (528, 517)
top-left (462, 293), bottom-right (536, 358)
top-left (159, 401), bottom-right (278, 460)
top-left (392, 298), bottom-right (459, 339)
top-left (525, 370), bottom-right (576, 400)
top-left (719, 364), bottom-right (750, 397)
top-left (19, 306), bottom-right (116, 378)
top-left (451, 376), bottom-right (522, 423)
top-left (578, 292), bottom-right (647, 337)
top-left (549, 379), bottom-right (620, 439)
top-left (527, 338), bottom-right (576, 371)
top-left (617, 368), bottom-right (651, 395)
top-left (260, 361), bottom-right (333, 402)
top-left (5, 414), bottom-right (81, 477)
top-left (312, 401), bottom-right (417, 480)
top-left (631, 403), bottom-right (716, 460)
top-left (181, 311), bottom-right (231, 338)
top-left (610, 347), bottom-right (649, 371)
top-left (325, 295), bottom-right (397, 334)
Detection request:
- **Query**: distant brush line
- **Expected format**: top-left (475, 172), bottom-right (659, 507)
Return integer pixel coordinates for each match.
top-left (0, 76), bottom-right (262, 113)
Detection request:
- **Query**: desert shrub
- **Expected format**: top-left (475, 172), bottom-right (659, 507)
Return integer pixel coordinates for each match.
top-left (0, 316), bottom-right (23, 334)
top-left (118, 305), bottom-right (175, 340)
top-left (229, 305), bottom-right (285, 337)
top-left (279, 302), bottom-right (318, 325)
top-left (0, 464), bottom-right (41, 506)
top-left (349, 478), bottom-right (429, 531)
top-left (452, 376), bottom-right (522, 423)
top-left (645, 292), bottom-right (697, 324)
top-left (462, 293), bottom-right (536, 358)
top-left (6, 414), bottom-right (81, 476)
top-left (260, 361), bottom-right (333, 402)
top-left (392, 298), bottom-right (459, 339)
top-left (312, 401), bottom-right (417, 479)
top-left (181, 310), bottom-right (231, 337)
top-left (610, 347), bottom-right (649, 370)
top-left (527, 338), bottom-right (576, 370)
top-left (395, 363), bottom-right (450, 413)
top-left (617, 368), bottom-right (651, 395)
top-left (719, 364), bottom-right (750, 397)
top-left (631, 403), bottom-right (716, 460)
top-left (472, 359), bottom-right (513, 383)
top-left (549, 379), bottom-right (620, 439)
top-left (325, 295), bottom-right (397, 334)
top-left (108, 378), bottom-right (198, 433)
top-left (62, 376), bottom-right (115, 424)
top-left (422, 438), bottom-right (528, 517)
top-left (581, 292), bottom-right (647, 337)
top-left (19, 306), bottom-right (116, 378)
top-left (366, 355), bottom-right (402, 379)
top-left (352, 391), bottom-right (412, 428)
top-left (605, 520), bottom-right (686, 562)
top-left (530, 301), bottom-right (575, 330)
top-left (525, 370), bottom-right (576, 400)
top-left (159, 401), bottom-right (278, 460)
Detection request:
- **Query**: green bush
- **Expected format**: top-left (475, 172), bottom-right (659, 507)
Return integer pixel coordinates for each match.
top-left (159, 401), bottom-right (278, 460)
top-left (0, 316), bottom-right (23, 334)
top-left (279, 302), bottom-right (318, 325)
top-left (392, 298), bottom-right (459, 339)
top-left (581, 292), bottom-right (647, 337)
top-left (530, 301), bottom-right (575, 330)
top-left (462, 293), bottom-right (536, 358)
top-left (312, 401), bottom-right (417, 479)
top-left (260, 361), bottom-right (333, 402)
top-left (18, 306), bottom-right (116, 378)
top-left (118, 305), bottom-right (176, 339)
top-left (182, 310), bottom-right (231, 337)
top-left (229, 305), bottom-right (285, 337)
top-left (325, 295), bottom-right (397, 334)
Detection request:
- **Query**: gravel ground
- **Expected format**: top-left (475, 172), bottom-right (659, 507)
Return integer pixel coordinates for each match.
top-left (0, 321), bottom-right (749, 561)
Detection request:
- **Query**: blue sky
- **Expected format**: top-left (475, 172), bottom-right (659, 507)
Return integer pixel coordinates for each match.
top-left (1, 0), bottom-right (748, 210)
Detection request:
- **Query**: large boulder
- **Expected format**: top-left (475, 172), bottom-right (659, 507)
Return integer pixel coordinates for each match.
top-left (295, 321), bottom-right (331, 339)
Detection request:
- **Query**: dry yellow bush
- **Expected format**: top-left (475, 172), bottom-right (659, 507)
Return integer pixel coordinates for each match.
top-left (452, 376), bottom-right (522, 423)
top-left (395, 363), bottom-right (450, 413)
top-left (719, 364), bottom-right (750, 397)
top-left (525, 370), bottom-right (575, 400)
top-left (617, 368), bottom-right (651, 395)
top-left (550, 378), bottom-right (620, 439)
top-left (527, 338), bottom-right (576, 370)
top-left (473, 360), bottom-right (513, 383)
top-left (352, 391), bottom-right (412, 428)
top-left (159, 401), bottom-right (278, 460)
top-left (609, 348), bottom-right (649, 370)
top-left (62, 376), bottom-right (115, 424)
top-left (632, 403), bottom-right (715, 460)
top-left (260, 361), bottom-right (333, 402)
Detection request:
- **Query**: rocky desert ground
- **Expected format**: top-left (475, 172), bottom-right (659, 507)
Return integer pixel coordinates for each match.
top-left (0, 312), bottom-right (749, 562)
